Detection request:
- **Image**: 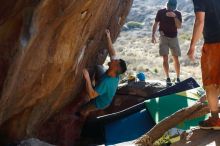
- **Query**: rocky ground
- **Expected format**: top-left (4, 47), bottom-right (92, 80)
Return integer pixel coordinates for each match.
top-left (110, 0), bottom-right (204, 85)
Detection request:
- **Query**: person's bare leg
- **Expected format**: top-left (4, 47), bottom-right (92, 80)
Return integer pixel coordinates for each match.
top-left (205, 85), bottom-right (219, 119)
top-left (172, 55), bottom-right (180, 78)
top-left (217, 85), bottom-right (220, 107)
top-left (163, 55), bottom-right (169, 78)
top-left (218, 85), bottom-right (220, 96)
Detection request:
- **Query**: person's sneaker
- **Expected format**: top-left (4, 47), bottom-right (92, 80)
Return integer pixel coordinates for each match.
top-left (176, 77), bottom-right (180, 83)
top-left (199, 117), bottom-right (220, 130)
top-left (166, 77), bottom-right (172, 86)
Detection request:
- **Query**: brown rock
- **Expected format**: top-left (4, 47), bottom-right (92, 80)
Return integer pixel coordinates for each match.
top-left (0, 0), bottom-right (133, 145)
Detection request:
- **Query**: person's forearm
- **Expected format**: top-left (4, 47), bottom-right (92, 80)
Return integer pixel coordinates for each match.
top-left (190, 16), bottom-right (204, 48)
top-left (174, 17), bottom-right (182, 29)
top-left (106, 35), bottom-right (116, 57)
top-left (152, 22), bottom-right (158, 37)
top-left (85, 77), bottom-right (98, 99)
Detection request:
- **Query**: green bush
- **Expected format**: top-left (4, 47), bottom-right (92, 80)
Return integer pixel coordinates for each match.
top-left (154, 68), bottom-right (158, 74)
top-left (179, 33), bottom-right (191, 41)
top-left (126, 21), bottom-right (144, 29)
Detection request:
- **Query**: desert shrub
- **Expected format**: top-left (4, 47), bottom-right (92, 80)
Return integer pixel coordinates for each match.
top-left (154, 68), bottom-right (158, 73)
top-left (179, 33), bottom-right (191, 41)
top-left (126, 21), bottom-right (144, 29)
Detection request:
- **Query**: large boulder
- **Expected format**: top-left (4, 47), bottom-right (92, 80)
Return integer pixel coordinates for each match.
top-left (0, 0), bottom-right (133, 145)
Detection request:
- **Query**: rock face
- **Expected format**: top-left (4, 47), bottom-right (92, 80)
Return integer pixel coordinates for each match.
top-left (0, 0), bottom-right (133, 145)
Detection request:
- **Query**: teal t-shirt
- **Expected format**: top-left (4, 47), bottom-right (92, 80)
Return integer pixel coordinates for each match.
top-left (94, 74), bottom-right (120, 109)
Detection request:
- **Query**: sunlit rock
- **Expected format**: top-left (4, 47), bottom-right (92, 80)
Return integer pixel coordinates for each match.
top-left (0, 0), bottom-right (133, 145)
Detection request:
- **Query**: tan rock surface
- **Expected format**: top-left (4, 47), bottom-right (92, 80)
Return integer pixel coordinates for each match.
top-left (0, 0), bottom-right (133, 144)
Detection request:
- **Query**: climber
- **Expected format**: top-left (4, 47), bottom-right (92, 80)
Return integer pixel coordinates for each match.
top-left (76, 29), bottom-right (127, 117)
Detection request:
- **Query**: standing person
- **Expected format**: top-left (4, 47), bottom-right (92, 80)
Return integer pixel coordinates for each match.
top-left (151, 0), bottom-right (182, 86)
top-left (187, 0), bottom-right (220, 129)
top-left (77, 29), bottom-right (127, 117)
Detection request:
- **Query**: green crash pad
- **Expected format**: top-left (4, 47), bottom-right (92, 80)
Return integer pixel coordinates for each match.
top-left (145, 88), bottom-right (208, 130)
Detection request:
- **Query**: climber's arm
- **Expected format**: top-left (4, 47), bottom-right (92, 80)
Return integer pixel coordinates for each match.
top-left (106, 29), bottom-right (117, 60)
top-left (83, 69), bottom-right (99, 99)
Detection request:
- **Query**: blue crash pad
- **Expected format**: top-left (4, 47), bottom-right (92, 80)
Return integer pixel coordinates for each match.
top-left (105, 109), bottom-right (155, 145)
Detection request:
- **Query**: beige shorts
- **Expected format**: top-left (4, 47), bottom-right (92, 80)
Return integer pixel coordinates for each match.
top-left (159, 35), bottom-right (181, 56)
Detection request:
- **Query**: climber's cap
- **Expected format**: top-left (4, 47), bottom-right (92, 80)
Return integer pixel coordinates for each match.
top-left (167, 0), bottom-right (177, 11)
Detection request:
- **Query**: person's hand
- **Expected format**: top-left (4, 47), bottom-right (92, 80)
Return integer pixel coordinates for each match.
top-left (83, 69), bottom-right (90, 81)
top-left (151, 35), bottom-right (157, 44)
top-left (105, 29), bottom-right (111, 38)
top-left (187, 45), bottom-right (196, 61)
top-left (166, 12), bottom-right (176, 18)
